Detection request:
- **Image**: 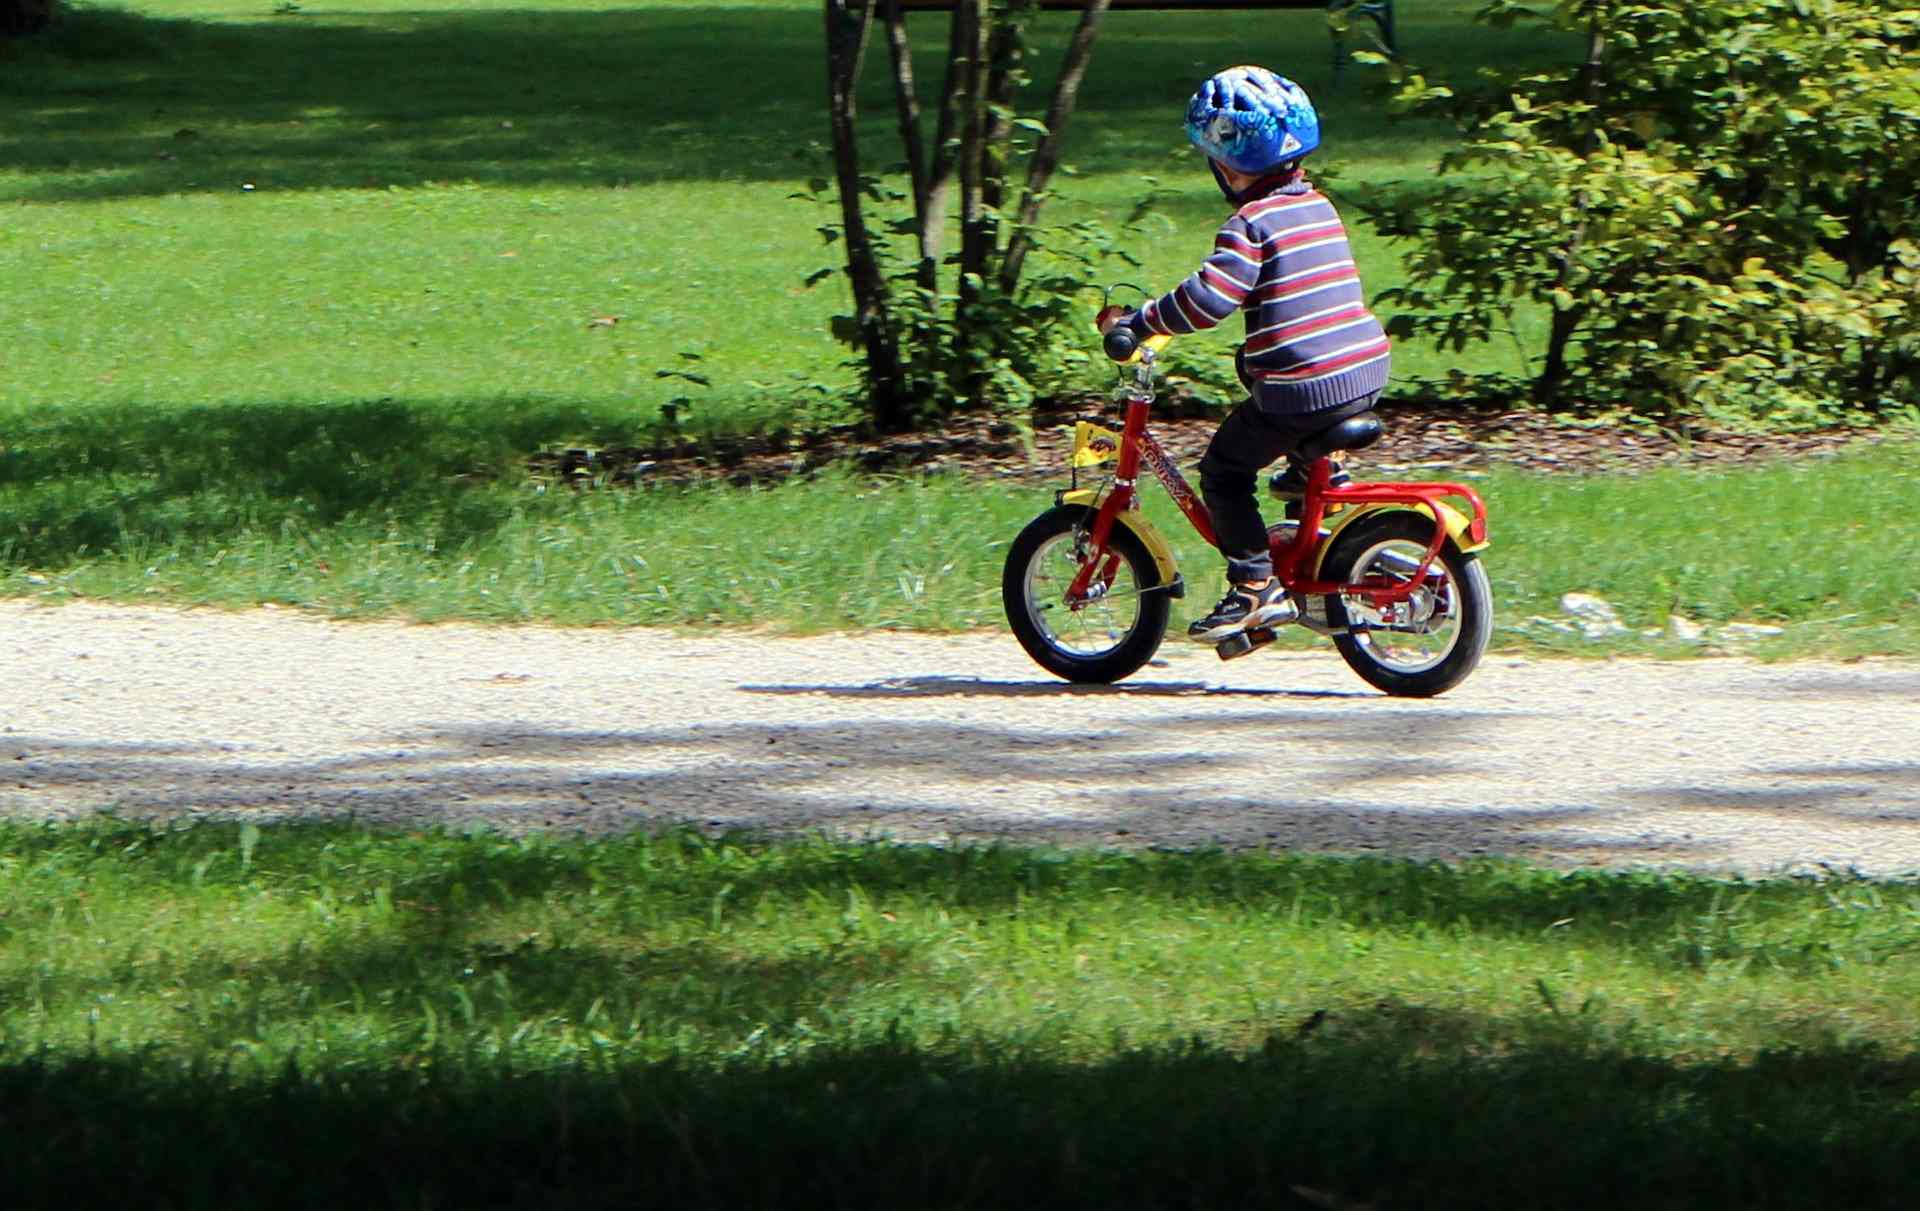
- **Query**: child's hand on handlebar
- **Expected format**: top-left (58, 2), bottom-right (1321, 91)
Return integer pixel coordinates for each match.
top-left (1096, 305), bottom-right (1146, 362)
top-left (1093, 300), bottom-right (1168, 362)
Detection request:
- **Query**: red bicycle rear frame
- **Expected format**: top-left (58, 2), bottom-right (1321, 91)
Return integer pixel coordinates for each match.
top-left (1065, 391), bottom-right (1490, 611)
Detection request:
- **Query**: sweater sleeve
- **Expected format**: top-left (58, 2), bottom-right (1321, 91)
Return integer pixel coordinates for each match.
top-left (1129, 214), bottom-right (1262, 338)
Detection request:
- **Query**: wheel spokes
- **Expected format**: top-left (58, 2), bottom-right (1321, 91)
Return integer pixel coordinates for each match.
top-left (1026, 532), bottom-right (1144, 657)
top-left (1342, 540), bottom-right (1462, 673)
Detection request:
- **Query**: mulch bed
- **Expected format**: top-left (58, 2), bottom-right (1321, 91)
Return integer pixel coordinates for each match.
top-left (528, 394), bottom-right (1883, 490)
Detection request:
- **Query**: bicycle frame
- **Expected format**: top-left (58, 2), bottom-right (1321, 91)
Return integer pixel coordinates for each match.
top-left (1065, 361), bottom-right (1489, 614)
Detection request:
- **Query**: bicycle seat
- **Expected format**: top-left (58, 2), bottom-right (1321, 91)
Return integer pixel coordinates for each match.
top-left (1296, 411), bottom-right (1383, 462)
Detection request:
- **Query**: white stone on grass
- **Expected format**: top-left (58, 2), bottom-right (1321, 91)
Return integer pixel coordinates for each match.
top-left (1560, 592), bottom-right (1630, 639)
top-left (1667, 615), bottom-right (1707, 643)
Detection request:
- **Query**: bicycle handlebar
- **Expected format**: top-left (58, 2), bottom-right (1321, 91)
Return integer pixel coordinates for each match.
top-left (1101, 324), bottom-right (1172, 365)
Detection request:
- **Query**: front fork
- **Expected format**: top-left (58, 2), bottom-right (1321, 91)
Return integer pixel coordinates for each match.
top-left (1062, 389), bottom-right (1174, 608)
top-left (1064, 484), bottom-right (1131, 606)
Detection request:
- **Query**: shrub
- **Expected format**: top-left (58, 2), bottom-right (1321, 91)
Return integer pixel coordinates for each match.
top-left (1358, 0), bottom-right (1920, 428)
top-left (820, 0), bottom-right (1127, 432)
top-left (0, 1), bottom-right (56, 40)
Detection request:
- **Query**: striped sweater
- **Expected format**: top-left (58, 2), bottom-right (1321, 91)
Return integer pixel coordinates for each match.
top-left (1124, 179), bottom-right (1390, 413)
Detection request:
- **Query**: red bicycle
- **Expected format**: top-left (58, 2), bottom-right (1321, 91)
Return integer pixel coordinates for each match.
top-left (1001, 323), bottom-right (1494, 697)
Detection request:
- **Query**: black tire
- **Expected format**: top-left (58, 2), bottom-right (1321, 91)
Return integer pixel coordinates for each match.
top-left (1319, 510), bottom-right (1493, 697)
top-left (1002, 505), bottom-right (1171, 684)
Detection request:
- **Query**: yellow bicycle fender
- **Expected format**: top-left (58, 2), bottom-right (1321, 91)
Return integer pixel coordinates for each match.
top-left (1313, 501), bottom-right (1489, 578)
top-left (1059, 489), bottom-right (1181, 589)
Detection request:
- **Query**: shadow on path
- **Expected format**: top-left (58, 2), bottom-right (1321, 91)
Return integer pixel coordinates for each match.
top-left (743, 674), bottom-right (1372, 699)
top-left (9, 695), bottom-right (1917, 869)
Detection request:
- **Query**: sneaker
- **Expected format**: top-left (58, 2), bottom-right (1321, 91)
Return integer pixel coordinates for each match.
top-left (1269, 460), bottom-right (1351, 500)
top-left (1187, 579), bottom-right (1299, 643)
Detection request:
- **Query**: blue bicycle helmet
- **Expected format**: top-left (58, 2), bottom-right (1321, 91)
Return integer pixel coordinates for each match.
top-left (1185, 66), bottom-right (1319, 174)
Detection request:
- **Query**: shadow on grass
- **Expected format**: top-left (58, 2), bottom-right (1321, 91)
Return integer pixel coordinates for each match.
top-left (0, 921), bottom-right (916, 1049)
top-left (0, 5), bottom-right (1266, 201)
top-left (6, 1021), bottom-right (1920, 1210)
top-left (6, 817), bottom-right (1920, 1206)
top-left (1, 4), bottom-right (1575, 204)
top-left (0, 394), bottom-right (647, 563)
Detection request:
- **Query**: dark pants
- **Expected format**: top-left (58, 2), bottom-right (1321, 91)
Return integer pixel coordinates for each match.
top-left (1198, 392), bottom-right (1381, 583)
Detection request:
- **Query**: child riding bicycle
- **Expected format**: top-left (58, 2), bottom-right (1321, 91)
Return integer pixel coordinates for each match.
top-left (1097, 66), bottom-right (1392, 644)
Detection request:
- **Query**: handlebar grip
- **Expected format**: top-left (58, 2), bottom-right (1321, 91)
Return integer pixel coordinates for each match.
top-left (1103, 325), bottom-right (1139, 363)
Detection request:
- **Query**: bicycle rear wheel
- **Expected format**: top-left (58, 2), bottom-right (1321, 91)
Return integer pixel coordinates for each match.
top-left (1002, 505), bottom-right (1170, 684)
top-left (1319, 510), bottom-right (1492, 697)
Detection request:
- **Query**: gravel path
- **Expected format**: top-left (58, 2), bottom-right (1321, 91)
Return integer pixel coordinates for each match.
top-left (4, 600), bottom-right (1918, 877)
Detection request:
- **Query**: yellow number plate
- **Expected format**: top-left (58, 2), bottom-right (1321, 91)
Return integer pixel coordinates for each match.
top-left (1070, 421), bottom-right (1123, 468)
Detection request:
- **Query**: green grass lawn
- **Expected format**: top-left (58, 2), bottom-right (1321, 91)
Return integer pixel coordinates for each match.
top-left (3, 1), bottom-right (1916, 654)
top-left (3, 0), bottom-right (1561, 429)
top-left (6, 818), bottom-right (1920, 1209)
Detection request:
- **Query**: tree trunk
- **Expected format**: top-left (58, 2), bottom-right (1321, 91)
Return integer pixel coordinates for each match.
top-left (881, 0), bottom-right (947, 299)
top-left (1, 0), bottom-right (56, 37)
top-left (910, 6), bottom-right (975, 296)
top-left (1533, 20), bottom-right (1607, 410)
top-left (1535, 300), bottom-right (1587, 410)
top-left (825, 0), bottom-right (912, 431)
top-left (824, 0), bottom-right (1110, 425)
top-left (952, 3), bottom-right (1032, 410)
top-left (1000, 0), bottom-right (1110, 293)
top-left (976, 5), bottom-right (1029, 230)
top-left (953, 0), bottom-right (992, 407)
top-left (879, 0), bottom-right (929, 217)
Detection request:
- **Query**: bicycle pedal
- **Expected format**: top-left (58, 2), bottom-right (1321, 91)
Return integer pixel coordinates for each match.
top-left (1215, 628), bottom-right (1277, 661)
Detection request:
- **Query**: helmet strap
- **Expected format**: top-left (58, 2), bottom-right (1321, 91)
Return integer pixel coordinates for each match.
top-left (1211, 159), bottom-right (1307, 205)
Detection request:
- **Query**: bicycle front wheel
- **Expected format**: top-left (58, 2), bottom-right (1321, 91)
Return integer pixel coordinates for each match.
top-left (1002, 505), bottom-right (1170, 684)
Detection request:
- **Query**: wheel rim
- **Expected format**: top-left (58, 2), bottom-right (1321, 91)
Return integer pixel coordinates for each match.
top-left (1023, 529), bottom-right (1147, 659)
top-left (1336, 538), bottom-right (1462, 674)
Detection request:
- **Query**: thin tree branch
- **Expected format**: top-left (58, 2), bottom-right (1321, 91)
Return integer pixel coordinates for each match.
top-left (1537, 18), bottom-right (1607, 408)
top-left (917, 2), bottom-right (974, 292)
top-left (954, 0), bottom-right (991, 404)
top-left (825, 0), bottom-right (909, 427)
top-left (1000, 0), bottom-right (1110, 292)
top-left (979, 6), bottom-right (1028, 219)
top-left (880, 0), bottom-right (929, 216)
